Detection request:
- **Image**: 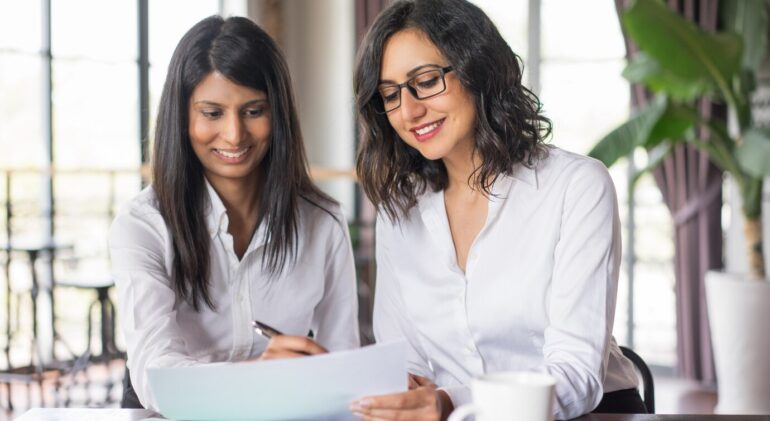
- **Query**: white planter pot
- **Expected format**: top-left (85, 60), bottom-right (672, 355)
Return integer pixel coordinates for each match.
top-left (705, 271), bottom-right (770, 414)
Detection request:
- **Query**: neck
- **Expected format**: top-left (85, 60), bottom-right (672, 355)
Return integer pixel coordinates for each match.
top-left (206, 170), bottom-right (262, 225)
top-left (442, 141), bottom-right (482, 194)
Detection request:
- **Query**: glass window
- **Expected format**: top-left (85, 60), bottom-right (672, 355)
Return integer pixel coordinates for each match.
top-left (52, 60), bottom-right (139, 169)
top-left (51, 0), bottom-right (137, 61)
top-left (0, 0), bottom-right (42, 52)
top-left (0, 53), bottom-right (46, 168)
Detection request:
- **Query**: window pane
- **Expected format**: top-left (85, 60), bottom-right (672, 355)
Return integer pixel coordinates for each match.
top-left (542, 0), bottom-right (625, 60)
top-left (470, 0), bottom-right (529, 62)
top-left (52, 60), bottom-right (139, 169)
top-left (0, 53), bottom-right (46, 168)
top-left (540, 60), bottom-right (629, 154)
top-left (51, 0), bottom-right (137, 61)
top-left (0, 0), bottom-right (42, 52)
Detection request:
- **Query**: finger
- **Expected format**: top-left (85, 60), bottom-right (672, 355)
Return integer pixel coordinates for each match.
top-left (267, 335), bottom-right (328, 355)
top-left (408, 375), bottom-right (420, 390)
top-left (352, 389), bottom-right (433, 411)
top-left (366, 407), bottom-right (437, 421)
top-left (258, 349), bottom-right (312, 361)
top-left (411, 374), bottom-right (435, 388)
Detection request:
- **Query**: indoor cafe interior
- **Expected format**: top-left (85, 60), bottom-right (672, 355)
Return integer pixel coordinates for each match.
top-left (0, 0), bottom-right (769, 420)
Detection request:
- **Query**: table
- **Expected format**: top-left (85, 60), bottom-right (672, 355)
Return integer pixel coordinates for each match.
top-left (0, 242), bottom-right (74, 409)
top-left (14, 409), bottom-right (770, 421)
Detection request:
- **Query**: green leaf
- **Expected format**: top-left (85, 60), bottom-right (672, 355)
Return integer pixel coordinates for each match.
top-left (589, 95), bottom-right (667, 167)
top-left (721, 0), bottom-right (769, 72)
top-left (623, 53), bottom-right (712, 101)
top-left (736, 128), bottom-right (770, 177)
top-left (623, 0), bottom-right (743, 100)
top-left (646, 104), bottom-right (698, 148)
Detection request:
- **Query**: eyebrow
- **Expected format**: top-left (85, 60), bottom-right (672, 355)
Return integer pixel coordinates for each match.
top-left (193, 98), bottom-right (268, 107)
top-left (379, 64), bottom-right (445, 84)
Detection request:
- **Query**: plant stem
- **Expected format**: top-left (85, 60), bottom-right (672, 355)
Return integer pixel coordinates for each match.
top-left (743, 214), bottom-right (766, 280)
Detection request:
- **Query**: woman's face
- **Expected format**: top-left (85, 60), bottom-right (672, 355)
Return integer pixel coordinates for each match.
top-left (188, 71), bottom-right (271, 186)
top-left (379, 28), bottom-right (476, 162)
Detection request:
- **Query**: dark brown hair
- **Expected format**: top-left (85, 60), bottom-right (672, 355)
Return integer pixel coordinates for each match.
top-left (153, 16), bottom-right (333, 311)
top-left (354, 0), bottom-right (552, 220)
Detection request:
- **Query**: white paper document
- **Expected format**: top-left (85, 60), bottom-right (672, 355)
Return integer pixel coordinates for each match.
top-left (146, 341), bottom-right (407, 421)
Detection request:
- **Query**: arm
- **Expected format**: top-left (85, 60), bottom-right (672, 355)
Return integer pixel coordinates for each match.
top-left (110, 206), bottom-right (199, 411)
top-left (542, 161), bottom-right (622, 419)
top-left (350, 217), bottom-right (450, 421)
top-left (312, 213), bottom-right (361, 351)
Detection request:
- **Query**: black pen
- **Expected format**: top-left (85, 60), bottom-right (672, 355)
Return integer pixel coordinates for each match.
top-left (251, 320), bottom-right (314, 340)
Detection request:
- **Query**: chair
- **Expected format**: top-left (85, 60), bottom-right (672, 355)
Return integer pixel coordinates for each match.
top-left (619, 345), bottom-right (655, 413)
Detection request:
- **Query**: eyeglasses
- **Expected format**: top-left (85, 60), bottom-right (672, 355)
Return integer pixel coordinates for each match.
top-left (375, 66), bottom-right (454, 114)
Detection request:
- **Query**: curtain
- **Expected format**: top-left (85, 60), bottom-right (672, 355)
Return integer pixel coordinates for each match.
top-left (615, 0), bottom-right (724, 384)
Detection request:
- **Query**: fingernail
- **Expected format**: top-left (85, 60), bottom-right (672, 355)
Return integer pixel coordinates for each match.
top-left (357, 399), bottom-right (372, 408)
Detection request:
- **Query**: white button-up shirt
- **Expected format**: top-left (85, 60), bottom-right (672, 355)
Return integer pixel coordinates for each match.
top-left (110, 182), bottom-right (360, 411)
top-left (373, 148), bottom-right (638, 420)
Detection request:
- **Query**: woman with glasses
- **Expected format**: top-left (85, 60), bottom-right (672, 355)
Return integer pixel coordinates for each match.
top-left (350, 0), bottom-right (642, 419)
top-left (109, 16), bottom-right (359, 411)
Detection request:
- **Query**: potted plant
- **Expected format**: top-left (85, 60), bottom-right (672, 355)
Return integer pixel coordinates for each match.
top-left (589, 0), bottom-right (770, 414)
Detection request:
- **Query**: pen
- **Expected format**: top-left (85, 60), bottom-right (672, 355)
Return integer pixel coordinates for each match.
top-left (251, 320), bottom-right (314, 340)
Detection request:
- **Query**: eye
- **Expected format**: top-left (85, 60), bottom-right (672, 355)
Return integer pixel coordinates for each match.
top-left (243, 107), bottom-right (267, 118)
top-left (414, 73), bottom-right (440, 89)
top-left (379, 86), bottom-right (399, 103)
top-left (201, 109), bottom-right (222, 119)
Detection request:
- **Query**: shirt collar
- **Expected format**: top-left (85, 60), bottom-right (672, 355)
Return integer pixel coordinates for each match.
top-left (204, 179), bottom-right (229, 239)
top-left (509, 161), bottom-right (539, 189)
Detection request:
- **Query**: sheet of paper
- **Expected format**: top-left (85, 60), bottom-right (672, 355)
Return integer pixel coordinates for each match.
top-left (147, 341), bottom-right (407, 421)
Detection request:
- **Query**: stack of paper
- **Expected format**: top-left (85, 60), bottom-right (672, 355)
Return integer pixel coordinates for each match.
top-left (147, 341), bottom-right (406, 420)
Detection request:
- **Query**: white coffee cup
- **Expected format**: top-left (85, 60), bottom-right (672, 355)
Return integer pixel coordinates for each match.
top-left (447, 371), bottom-right (556, 421)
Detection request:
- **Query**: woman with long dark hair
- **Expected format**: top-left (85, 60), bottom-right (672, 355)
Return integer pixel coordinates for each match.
top-left (349, 0), bottom-right (642, 419)
top-left (110, 16), bottom-right (359, 411)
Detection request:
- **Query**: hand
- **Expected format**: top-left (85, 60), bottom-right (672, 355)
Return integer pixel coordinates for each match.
top-left (350, 387), bottom-right (453, 421)
top-left (408, 374), bottom-right (435, 390)
top-left (257, 335), bottom-right (327, 360)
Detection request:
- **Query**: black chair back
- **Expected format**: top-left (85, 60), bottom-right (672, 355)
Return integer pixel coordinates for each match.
top-left (619, 345), bottom-right (655, 413)
top-left (121, 367), bottom-right (145, 409)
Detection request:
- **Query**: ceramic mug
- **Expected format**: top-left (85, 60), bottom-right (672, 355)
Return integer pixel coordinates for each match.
top-left (447, 371), bottom-right (556, 421)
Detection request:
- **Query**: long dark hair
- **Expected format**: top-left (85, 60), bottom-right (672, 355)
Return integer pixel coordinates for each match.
top-left (354, 0), bottom-right (552, 220)
top-left (153, 16), bottom-right (332, 311)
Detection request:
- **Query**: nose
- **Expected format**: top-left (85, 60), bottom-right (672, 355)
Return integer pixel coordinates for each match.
top-left (221, 112), bottom-right (244, 146)
top-left (399, 88), bottom-right (426, 121)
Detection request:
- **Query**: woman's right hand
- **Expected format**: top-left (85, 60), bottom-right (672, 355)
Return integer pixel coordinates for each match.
top-left (257, 335), bottom-right (328, 360)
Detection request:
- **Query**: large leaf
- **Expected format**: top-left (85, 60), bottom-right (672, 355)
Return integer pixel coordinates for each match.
top-left (722, 0), bottom-right (769, 72)
top-left (623, 52), bottom-right (712, 101)
top-left (736, 128), bottom-right (770, 177)
top-left (623, 0), bottom-right (743, 97)
top-left (646, 104), bottom-right (698, 148)
top-left (589, 95), bottom-right (667, 167)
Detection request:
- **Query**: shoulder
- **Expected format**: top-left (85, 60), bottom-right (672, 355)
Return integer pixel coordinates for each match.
top-left (109, 186), bottom-right (168, 247)
top-left (298, 195), bottom-right (348, 241)
top-left (535, 146), bottom-right (614, 191)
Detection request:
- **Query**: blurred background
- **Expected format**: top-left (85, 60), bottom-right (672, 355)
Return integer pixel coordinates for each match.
top-left (0, 0), bottom-right (768, 418)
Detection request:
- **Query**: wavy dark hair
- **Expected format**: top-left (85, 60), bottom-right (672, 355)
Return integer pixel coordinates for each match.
top-left (153, 16), bottom-right (333, 311)
top-left (354, 0), bottom-right (552, 220)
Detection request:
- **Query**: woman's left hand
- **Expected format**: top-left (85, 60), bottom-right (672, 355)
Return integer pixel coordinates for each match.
top-left (350, 379), bottom-right (453, 421)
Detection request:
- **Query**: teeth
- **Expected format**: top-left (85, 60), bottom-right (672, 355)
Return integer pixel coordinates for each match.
top-left (217, 148), bottom-right (249, 158)
top-left (415, 121), bottom-right (441, 135)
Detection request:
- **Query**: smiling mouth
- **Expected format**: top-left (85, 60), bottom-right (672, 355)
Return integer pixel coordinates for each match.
top-left (213, 147), bottom-right (251, 161)
top-left (411, 119), bottom-right (445, 141)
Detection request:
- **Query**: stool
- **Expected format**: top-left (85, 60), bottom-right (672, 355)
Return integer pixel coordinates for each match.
top-left (55, 277), bottom-right (123, 405)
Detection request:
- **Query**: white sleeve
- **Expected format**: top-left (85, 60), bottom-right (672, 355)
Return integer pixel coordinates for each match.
top-left (543, 161), bottom-right (622, 420)
top-left (372, 216), bottom-right (433, 379)
top-left (312, 214), bottom-right (361, 351)
top-left (109, 206), bottom-right (199, 411)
